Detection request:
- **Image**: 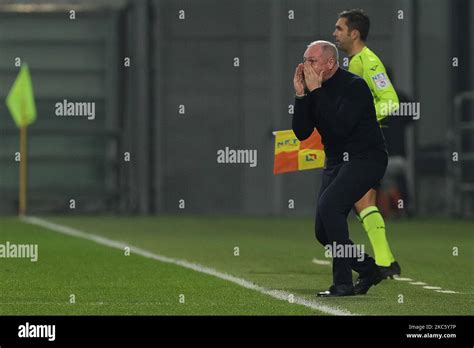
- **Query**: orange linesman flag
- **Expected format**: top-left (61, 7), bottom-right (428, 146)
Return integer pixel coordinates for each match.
top-left (273, 129), bottom-right (325, 175)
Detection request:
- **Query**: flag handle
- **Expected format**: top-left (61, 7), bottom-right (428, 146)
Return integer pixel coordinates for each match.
top-left (19, 125), bottom-right (27, 216)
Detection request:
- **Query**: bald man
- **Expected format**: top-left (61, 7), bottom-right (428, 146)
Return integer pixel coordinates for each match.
top-left (292, 41), bottom-right (386, 296)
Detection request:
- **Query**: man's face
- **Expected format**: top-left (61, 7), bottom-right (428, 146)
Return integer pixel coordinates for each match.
top-left (303, 45), bottom-right (333, 80)
top-left (333, 18), bottom-right (353, 52)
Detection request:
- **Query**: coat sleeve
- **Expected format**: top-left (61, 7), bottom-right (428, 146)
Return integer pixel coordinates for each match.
top-left (292, 96), bottom-right (315, 141)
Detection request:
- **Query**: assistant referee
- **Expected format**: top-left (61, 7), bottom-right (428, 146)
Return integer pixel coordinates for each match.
top-left (292, 40), bottom-right (386, 297)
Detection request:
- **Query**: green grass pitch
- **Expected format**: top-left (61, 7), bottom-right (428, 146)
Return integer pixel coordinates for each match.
top-left (0, 215), bottom-right (472, 315)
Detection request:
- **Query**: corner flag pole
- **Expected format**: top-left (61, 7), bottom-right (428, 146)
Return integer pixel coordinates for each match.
top-left (19, 101), bottom-right (27, 216)
top-left (19, 125), bottom-right (27, 216)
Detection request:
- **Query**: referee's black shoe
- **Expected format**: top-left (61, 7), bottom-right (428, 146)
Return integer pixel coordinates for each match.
top-left (378, 261), bottom-right (401, 279)
top-left (354, 266), bottom-right (384, 295)
top-left (317, 284), bottom-right (355, 297)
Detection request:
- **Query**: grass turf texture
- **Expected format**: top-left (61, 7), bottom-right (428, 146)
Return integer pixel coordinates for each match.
top-left (0, 216), bottom-right (472, 315)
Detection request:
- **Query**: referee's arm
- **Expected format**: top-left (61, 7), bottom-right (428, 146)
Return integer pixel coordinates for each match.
top-left (364, 66), bottom-right (399, 121)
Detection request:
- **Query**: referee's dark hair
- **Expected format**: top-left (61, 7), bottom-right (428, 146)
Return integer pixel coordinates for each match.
top-left (338, 9), bottom-right (370, 42)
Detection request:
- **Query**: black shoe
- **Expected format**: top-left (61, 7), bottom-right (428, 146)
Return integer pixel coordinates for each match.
top-left (317, 284), bottom-right (355, 297)
top-left (378, 261), bottom-right (401, 279)
top-left (354, 266), bottom-right (384, 295)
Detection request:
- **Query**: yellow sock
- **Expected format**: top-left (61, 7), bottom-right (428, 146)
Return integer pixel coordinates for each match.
top-left (359, 206), bottom-right (395, 267)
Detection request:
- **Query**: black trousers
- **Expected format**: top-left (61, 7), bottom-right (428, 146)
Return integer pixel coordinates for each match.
top-left (315, 156), bottom-right (387, 286)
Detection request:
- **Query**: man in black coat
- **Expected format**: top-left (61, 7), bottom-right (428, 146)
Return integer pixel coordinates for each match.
top-left (292, 40), bottom-right (386, 296)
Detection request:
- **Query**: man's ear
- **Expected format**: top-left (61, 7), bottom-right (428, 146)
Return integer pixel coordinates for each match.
top-left (350, 29), bottom-right (359, 41)
top-left (328, 57), bottom-right (336, 69)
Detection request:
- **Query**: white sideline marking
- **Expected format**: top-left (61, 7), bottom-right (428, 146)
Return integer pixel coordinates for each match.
top-left (393, 277), bottom-right (413, 281)
top-left (409, 281), bottom-right (427, 285)
top-left (20, 216), bottom-right (355, 316)
top-left (312, 258), bottom-right (331, 266)
top-left (423, 286), bottom-right (442, 290)
top-left (435, 290), bottom-right (458, 294)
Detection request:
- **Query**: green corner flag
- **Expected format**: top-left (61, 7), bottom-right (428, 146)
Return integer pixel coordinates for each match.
top-left (6, 63), bottom-right (37, 216)
top-left (6, 64), bottom-right (37, 128)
